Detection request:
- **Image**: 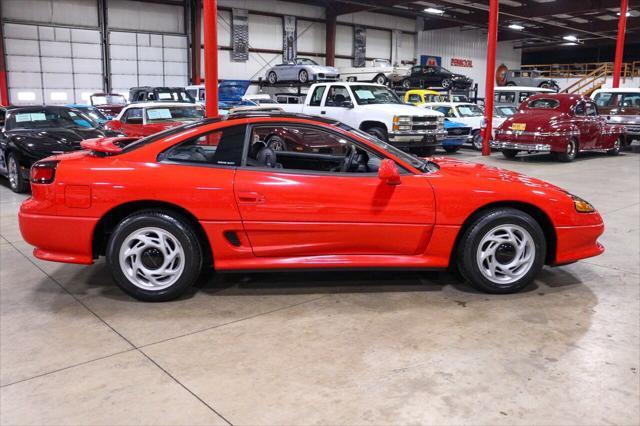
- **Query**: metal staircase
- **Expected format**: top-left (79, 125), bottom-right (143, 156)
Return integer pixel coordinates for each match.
top-left (562, 64), bottom-right (608, 95)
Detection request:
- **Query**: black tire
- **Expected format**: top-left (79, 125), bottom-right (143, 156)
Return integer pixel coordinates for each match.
top-left (106, 210), bottom-right (203, 302)
top-left (607, 137), bottom-right (621, 156)
top-left (414, 146), bottom-right (437, 157)
top-left (506, 82), bottom-right (516, 86)
top-left (346, 76), bottom-right (357, 82)
top-left (7, 153), bottom-right (28, 193)
top-left (443, 145), bottom-right (461, 153)
top-left (267, 135), bottom-right (287, 151)
top-left (471, 131), bottom-right (483, 150)
top-left (267, 71), bottom-right (277, 85)
top-left (555, 138), bottom-right (578, 162)
top-left (456, 208), bottom-right (546, 294)
top-left (298, 70), bottom-right (309, 83)
top-left (364, 126), bottom-right (388, 142)
top-left (502, 149), bottom-right (519, 159)
top-left (373, 74), bottom-right (387, 85)
top-left (441, 79), bottom-right (452, 89)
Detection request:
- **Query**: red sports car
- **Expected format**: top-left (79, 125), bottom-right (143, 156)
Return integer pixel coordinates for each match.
top-left (19, 112), bottom-right (604, 301)
top-left (492, 93), bottom-right (624, 161)
top-left (104, 103), bottom-right (204, 137)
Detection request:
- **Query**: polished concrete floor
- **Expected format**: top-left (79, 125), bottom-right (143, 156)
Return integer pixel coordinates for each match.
top-left (1, 147), bottom-right (639, 425)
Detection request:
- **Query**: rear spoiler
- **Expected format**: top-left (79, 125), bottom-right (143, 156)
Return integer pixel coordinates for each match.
top-left (80, 137), bottom-right (139, 155)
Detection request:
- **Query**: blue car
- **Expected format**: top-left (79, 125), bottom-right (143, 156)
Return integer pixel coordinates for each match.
top-left (65, 104), bottom-right (110, 125)
top-left (442, 119), bottom-right (472, 153)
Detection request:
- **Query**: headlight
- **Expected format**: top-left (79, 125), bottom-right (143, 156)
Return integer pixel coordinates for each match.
top-left (570, 194), bottom-right (595, 213)
top-left (392, 116), bottom-right (412, 132)
top-left (437, 116), bottom-right (445, 123)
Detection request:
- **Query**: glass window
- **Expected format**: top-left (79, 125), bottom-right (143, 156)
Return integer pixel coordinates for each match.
top-left (455, 104), bottom-right (483, 117)
top-left (593, 92), bottom-right (613, 107)
top-left (574, 102), bottom-right (585, 116)
top-left (309, 86), bottom-right (326, 106)
top-left (620, 93), bottom-right (640, 107)
top-left (325, 86), bottom-right (352, 107)
top-left (6, 108), bottom-right (97, 130)
top-left (528, 99), bottom-right (559, 109)
top-left (585, 102), bottom-right (598, 116)
top-left (123, 108), bottom-right (143, 124)
top-left (145, 106), bottom-right (204, 123)
top-left (407, 94), bottom-right (422, 103)
top-left (435, 106), bottom-right (455, 117)
top-left (495, 91), bottom-right (516, 103)
top-left (161, 125), bottom-right (246, 166)
top-left (246, 125), bottom-right (383, 174)
top-left (519, 91), bottom-right (534, 102)
top-left (350, 85), bottom-right (401, 105)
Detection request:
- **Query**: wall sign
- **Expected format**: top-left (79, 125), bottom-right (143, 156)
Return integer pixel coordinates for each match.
top-left (451, 58), bottom-right (473, 68)
top-left (231, 8), bottom-right (249, 62)
top-left (353, 25), bottom-right (366, 67)
top-left (283, 16), bottom-right (297, 62)
top-left (496, 64), bottom-right (508, 86)
top-left (420, 55), bottom-right (441, 66)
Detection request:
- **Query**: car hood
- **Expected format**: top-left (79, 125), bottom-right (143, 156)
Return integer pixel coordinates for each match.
top-left (8, 127), bottom-right (105, 153)
top-left (362, 103), bottom-right (443, 117)
top-left (431, 156), bottom-right (563, 190)
top-left (219, 80), bottom-right (252, 102)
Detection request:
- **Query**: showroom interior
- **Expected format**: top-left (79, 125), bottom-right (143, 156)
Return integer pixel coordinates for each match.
top-left (0, 0), bottom-right (639, 424)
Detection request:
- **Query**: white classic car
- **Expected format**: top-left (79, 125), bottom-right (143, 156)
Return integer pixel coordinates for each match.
top-left (339, 59), bottom-right (410, 85)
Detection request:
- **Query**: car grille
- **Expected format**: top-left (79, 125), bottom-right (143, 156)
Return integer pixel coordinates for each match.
top-left (409, 116), bottom-right (440, 133)
top-left (447, 127), bottom-right (471, 136)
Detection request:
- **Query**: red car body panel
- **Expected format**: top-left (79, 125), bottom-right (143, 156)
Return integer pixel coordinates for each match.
top-left (18, 116), bottom-right (604, 271)
top-left (494, 93), bottom-right (624, 153)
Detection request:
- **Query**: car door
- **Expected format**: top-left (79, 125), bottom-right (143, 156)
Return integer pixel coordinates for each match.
top-left (409, 66), bottom-right (422, 86)
top-left (120, 108), bottom-right (145, 137)
top-left (573, 101), bottom-right (598, 149)
top-left (233, 122), bottom-right (436, 257)
top-left (303, 85), bottom-right (327, 117)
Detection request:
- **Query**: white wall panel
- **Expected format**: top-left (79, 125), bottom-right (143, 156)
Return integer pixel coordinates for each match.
top-left (108, 0), bottom-right (184, 33)
top-left (2, 0), bottom-right (98, 27)
top-left (248, 15), bottom-right (282, 50)
top-left (72, 43), bottom-right (103, 59)
top-left (43, 73), bottom-right (73, 88)
top-left (5, 39), bottom-right (39, 56)
top-left (42, 58), bottom-right (73, 73)
top-left (366, 28), bottom-right (391, 60)
top-left (338, 11), bottom-right (416, 32)
top-left (6, 55), bottom-right (41, 72)
top-left (40, 41), bottom-right (72, 57)
top-left (297, 20), bottom-right (325, 54)
top-left (218, 0), bottom-right (324, 19)
top-left (336, 25), bottom-right (353, 57)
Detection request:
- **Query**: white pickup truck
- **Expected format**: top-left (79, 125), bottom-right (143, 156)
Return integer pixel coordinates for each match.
top-left (267, 82), bottom-right (446, 155)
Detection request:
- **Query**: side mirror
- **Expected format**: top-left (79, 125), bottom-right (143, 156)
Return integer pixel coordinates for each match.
top-left (105, 120), bottom-right (122, 130)
top-left (378, 159), bottom-right (401, 185)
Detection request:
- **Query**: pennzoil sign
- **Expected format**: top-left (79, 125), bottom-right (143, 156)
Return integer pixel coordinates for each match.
top-left (451, 58), bottom-right (473, 68)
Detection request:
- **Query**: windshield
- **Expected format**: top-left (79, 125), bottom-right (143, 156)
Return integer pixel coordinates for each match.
top-left (83, 106), bottom-right (108, 122)
top-left (155, 91), bottom-right (195, 102)
top-left (455, 104), bottom-right (484, 117)
top-left (296, 58), bottom-right (318, 66)
top-left (528, 98), bottom-right (559, 109)
top-left (145, 106), bottom-right (204, 123)
top-left (337, 123), bottom-right (438, 173)
top-left (7, 109), bottom-right (98, 130)
top-left (351, 85), bottom-right (402, 105)
top-left (91, 94), bottom-right (127, 106)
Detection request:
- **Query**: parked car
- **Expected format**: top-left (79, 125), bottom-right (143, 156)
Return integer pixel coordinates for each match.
top-left (105, 103), bottom-right (204, 137)
top-left (494, 86), bottom-right (555, 107)
top-left (423, 102), bottom-right (486, 150)
top-left (89, 92), bottom-right (128, 119)
top-left (66, 104), bottom-right (110, 125)
top-left (404, 89), bottom-right (443, 106)
top-left (493, 105), bottom-right (517, 131)
top-left (19, 111), bottom-right (604, 301)
top-left (442, 120), bottom-right (472, 153)
top-left (401, 65), bottom-right (473, 90)
top-left (264, 82), bottom-right (446, 156)
top-left (265, 58), bottom-right (340, 84)
top-left (492, 93), bottom-right (625, 161)
top-left (503, 69), bottom-right (559, 91)
top-left (129, 87), bottom-right (195, 103)
top-left (0, 106), bottom-right (115, 192)
top-left (275, 93), bottom-right (307, 104)
top-left (340, 58), bottom-right (410, 85)
top-left (592, 87), bottom-right (640, 147)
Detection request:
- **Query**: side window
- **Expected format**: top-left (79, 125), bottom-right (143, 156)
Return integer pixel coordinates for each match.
top-left (585, 102), bottom-right (598, 116)
top-left (0, 109), bottom-right (5, 127)
top-left (435, 106), bottom-right (454, 117)
top-left (407, 94), bottom-right (421, 103)
top-left (519, 91), bottom-right (533, 102)
top-left (161, 125), bottom-right (246, 166)
top-left (620, 93), bottom-right (640, 107)
top-left (123, 108), bottom-right (143, 124)
top-left (309, 86), bottom-right (326, 106)
top-left (246, 125), bottom-right (383, 174)
top-left (325, 86), bottom-right (352, 107)
top-left (411, 66), bottom-right (421, 74)
top-left (574, 102), bottom-right (585, 116)
top-left (495, 92), bottom-right (516, 103)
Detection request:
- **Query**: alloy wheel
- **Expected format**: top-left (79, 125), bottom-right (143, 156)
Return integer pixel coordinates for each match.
top-left (8, 156), bottom-right (18, 190)
top-left (476, 224), bottom-right (536, 286)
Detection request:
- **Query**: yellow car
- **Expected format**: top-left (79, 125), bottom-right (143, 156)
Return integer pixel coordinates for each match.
top-left (404, 89), bottom-right (443, 106)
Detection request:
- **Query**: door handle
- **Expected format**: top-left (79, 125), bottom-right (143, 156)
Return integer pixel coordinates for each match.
top-left (320, 110), bottom-right (326, 114)
top-left (237, 192), bottom-right (265, 204)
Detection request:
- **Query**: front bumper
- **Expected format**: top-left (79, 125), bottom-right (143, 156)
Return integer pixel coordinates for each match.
top-left (490, 140), bottom-right (552, 152)
top-left (314, 74), bottom-right (340, 81)
top-left (554, 222), bottom-right (605, 265)
top-left (388, 131), bottom-right (447, 145)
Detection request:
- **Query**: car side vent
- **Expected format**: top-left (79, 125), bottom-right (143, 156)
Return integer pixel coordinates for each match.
top-left (224, 231), bottom-right (241, 247)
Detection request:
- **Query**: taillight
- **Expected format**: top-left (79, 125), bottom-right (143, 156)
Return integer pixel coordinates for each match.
top-left (30, 161), bottom-right (59, 184)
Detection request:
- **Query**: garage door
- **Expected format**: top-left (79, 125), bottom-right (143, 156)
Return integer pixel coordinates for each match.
top-left (4, 23), bottom-right (103, 106)
top-left (109, 31), bottom-right (188, 99)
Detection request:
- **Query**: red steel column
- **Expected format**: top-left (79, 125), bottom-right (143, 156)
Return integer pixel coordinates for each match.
top-left (482, 0), bottom-right (499, 156)
top-left (203, 0), bottom-right (218, 117)
top-left (0, 3), bottom-right (9, 107)
top-left (325, 10), bottom-right (337, 66)
top-left (613, 0), bottom-right (628, 88)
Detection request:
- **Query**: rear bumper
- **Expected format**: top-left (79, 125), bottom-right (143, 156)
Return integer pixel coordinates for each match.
top-left (490, 140), bottom-right (552, 152)
top-left (18, 211), bottom-right (97, 264)
top-left (554, 222), bottom-right (605, 265)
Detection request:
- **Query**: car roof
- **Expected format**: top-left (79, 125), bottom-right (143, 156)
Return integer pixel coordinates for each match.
top-left (406, 89), bottom-right (440, 95)
top-left (592, 87), bottom-right (640, 94)
top-left (6, 105), bottom-right (77, 112)
top-left (495, 86), bottom-right (554, 92)
top-left (225, 110), bottom-right (340, 125)
top-left (426, 102), bottom-right (477, 107)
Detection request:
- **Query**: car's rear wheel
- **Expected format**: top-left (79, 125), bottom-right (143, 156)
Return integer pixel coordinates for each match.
top-left (555, 138), bottom-right (578, 162)
top-left (373, 74), bottom-right (387, 85)
top-left (471, 131), bottom-right (483, 150)
top-left (443, 145), bottom-right (461, 153)
top-left (106, 210), bottom-right (203, 302)
top-left (502, 149), bottom-right (519, 159)
top-left (441, 78), bottom-right (452, 89)
top-left (457, 208), bottom-right (546, 294)
top-left (298, 70), bottom-right (309, 83)
top-left (607, 137), bottom-right (621, 156)
top-left (346, 76), bottom-right (357, 82)
top-left (7, 153), bottom-right (28, 193)
top-left (267, 71), bottom-right (277, 84)
top-left (506, 82), bottom-right (516, 86)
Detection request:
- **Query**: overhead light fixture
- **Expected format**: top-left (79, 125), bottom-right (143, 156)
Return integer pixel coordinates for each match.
top-left (424, 7), bottom-right (445, 15)
top-left (508, 24), bottom-right (525, 30)
top-left (563, 35), bottom-right (578, 42)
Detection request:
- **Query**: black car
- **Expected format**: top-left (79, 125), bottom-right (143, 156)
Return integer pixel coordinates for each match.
top-left (401, 65), bottom-right (473, 90)
top-left (0, 105), bottom-right (118, 193)
top-left (129, 86), bottom-right (195, 103)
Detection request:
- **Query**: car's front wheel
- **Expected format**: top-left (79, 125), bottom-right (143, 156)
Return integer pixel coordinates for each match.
top-left (471, 131), bottom-right (483, 150)
top-left (443, 145), bottom-right (461, 153)
top-left (457, 208), bottom-right (546, 294)
top-left (106, 210), bottom-right (203, 302)
top-left (364, 126), bottom-right (388, 142)
top-left (607, 137), bottom-right (621, 156)
top-left (502, 149), bottom-right (519, 159)
top-left (298, 70), bottom-right (309, 83)
top-left (267, 71), bottom-right (277, 84)
top-left (7, 153), bottom-right (28, 193)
